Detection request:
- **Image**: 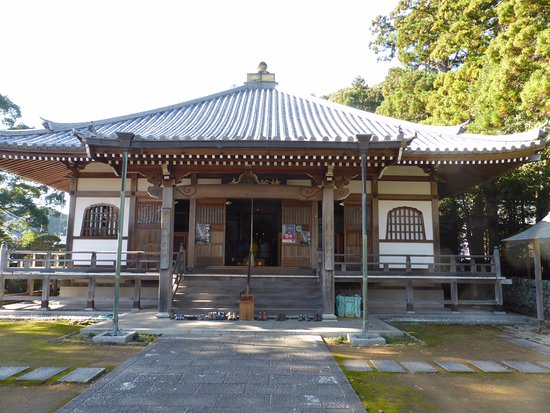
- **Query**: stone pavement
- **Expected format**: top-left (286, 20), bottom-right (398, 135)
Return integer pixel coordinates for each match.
top-left (342, 359), bottom-right (550, 373)
top-left (57, 335), bottom-right (366, 413)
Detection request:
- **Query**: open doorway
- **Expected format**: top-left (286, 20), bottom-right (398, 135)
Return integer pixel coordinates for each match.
top-left (225, 199), bottom-right (281, 266)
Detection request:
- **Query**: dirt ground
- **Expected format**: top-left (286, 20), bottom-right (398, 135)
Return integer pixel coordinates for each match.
top-left (0, 320), bottom-right (145, 413)
top-left (328, 323), bottom-right (550, 413)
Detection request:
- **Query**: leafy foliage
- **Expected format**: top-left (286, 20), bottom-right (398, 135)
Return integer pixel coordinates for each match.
top-left (0, 94), bottom-right (22, 129)
top-left (365, 0), bottom-right (550, 255)
top-left (0, 94), bottom-right (66, 245)
top-left (323, 77), bottom-right (383, 113)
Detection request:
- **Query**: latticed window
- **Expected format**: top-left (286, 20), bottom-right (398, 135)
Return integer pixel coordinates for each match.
top-left (385, 207), bottom-right (426, 241)
top-left (81, 204), bottom-right (119, 238)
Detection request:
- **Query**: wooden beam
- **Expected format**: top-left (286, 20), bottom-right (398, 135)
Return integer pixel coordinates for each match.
top-left (174, 184), bottom-right (323, 201)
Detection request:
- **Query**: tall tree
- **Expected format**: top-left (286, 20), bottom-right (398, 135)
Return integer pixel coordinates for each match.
top-left (0, 95), bottom-right (65, 243)
top-left (324, 77), bottom-right (383, 113)
top-left (367, 0), bottom-right (550, 254)
top-left (0, 94), bottom-right (22, 129)
top-left (376, 68), bottom-right (437, 123)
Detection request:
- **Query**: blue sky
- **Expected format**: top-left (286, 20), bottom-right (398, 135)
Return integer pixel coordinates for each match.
top-left (1, 0), bottom-right (399, 128)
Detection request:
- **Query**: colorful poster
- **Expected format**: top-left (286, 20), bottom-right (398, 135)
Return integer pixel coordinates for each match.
top-left (282, 224), bottom-right (296, 243)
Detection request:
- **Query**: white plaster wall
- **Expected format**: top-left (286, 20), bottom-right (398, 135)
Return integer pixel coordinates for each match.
top-left (71, 239), bottom-right (128, 265)
top-left (74, 197), bottom-right (130, 237)
top-left (78, 178), bottom-right (129, 191)
top-left (348, 180), bottom-right (372, 194)
top-left (379, 181), bottom-right (431, 195)
top-left (379, 200), bottom-right (433, 240)
top-left (378, 242), bottom-right (435, 267)
top-left (382, 166), bottom-right (427, 177)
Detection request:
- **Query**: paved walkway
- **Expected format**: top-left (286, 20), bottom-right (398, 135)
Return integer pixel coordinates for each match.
top-left (57, 334), bottom-right (366, 413)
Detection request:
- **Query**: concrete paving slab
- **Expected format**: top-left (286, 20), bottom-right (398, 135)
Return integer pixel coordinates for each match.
top-left (0, 366), bottom-right (29, 380)
top-left (401, 361), bottom-right (437, 373)
top-left (59, 368), bottom-right (106, 383)
top-left (468, 360), bottom-right (510, 373)
top-left (342, 359), bottom-right (373, 371)
top-left (57, 335), bottom-right (366, 412)
top-left (503, 337), bottom-right (550, 355)
top-left (17, 367), bottom-right (66, 381)
top-left (537, 361), bottom-right (550, 369)
top-left (435, 361), bottom-right (474, 372)
top-left (370, 359), bottom-right (405, 373)
top-left (502, 360), bottom-right (550, 373)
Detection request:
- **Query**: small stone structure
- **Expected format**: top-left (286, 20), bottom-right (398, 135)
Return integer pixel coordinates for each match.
top-left (503, 277), bottom-right (550, 318)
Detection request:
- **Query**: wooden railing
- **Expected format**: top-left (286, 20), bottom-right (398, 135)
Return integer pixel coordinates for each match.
top-left (334, 252), bottom-right (498, 276)
top-left (0, 242), bottom-right (165, 310)
top-left (332, 247), bottom-right (506, 311)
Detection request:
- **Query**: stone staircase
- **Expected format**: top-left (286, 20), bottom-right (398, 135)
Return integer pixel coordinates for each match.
top-left (172, 274), bottom-right (323, 316)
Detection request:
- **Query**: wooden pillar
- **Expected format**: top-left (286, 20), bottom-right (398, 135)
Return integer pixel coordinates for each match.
top-left (40, 275), bottom-right (50, 309)
top-left (157, 184), bottom-right (174, 318)
top-left (371, 176), bottom-right (379, 260)
top-left (310, 200), bottom-right (319, 269)
top-left (65, 170), bottom-right (78, 268)
top-left (493, 246), bottom-right (504, 312)
top-left (127, 176), bottom-right (138, 266)
top-left (86, 276), bottom-right (96, 310)
top-left (322, 184), bottom-right (336, 319)
top-left (451, 280), bottom-right (459, 312)
top-left (532, 241), bottom-right (545, 322)
top-left (0, 241), bottom-right (7, 306)
top-left (186, 174), bottom-right (198, 270)
top-left (431, 180), bottom-right (441, 258)
top-left (133, 276), bottom-right (141, 310)
top-left (406, 280), bottom-right (414, 312)
top-left (187, 199), bottom-right (197, 270)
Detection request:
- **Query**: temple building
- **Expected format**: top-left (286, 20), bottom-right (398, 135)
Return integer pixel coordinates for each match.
top-left (0, 64), bottom-right (547, 317)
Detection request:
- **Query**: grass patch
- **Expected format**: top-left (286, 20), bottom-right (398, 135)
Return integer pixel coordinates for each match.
top-left (0, 321), bottom-right (144, 369)
top-left (346, 370), bottom-right (437, 412)
top-left (391, 323), bottom-right (501, 347)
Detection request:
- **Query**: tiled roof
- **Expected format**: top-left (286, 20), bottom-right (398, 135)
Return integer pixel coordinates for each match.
top-left (0, 81), bottom-right (547, 155)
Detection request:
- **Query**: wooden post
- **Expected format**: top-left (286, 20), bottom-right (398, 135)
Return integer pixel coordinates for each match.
top-left (493, 246), bottom-right (504, 312)
top-left (371, 176), bottom-right (379, 259)
top-left (186, 173), bottom-right (198, 271)
top-left (187, 198), bottom-right (197, 270)
top-left (65, 170), bottom-right (78, 269)
top-left (40, 275), bottom-right (50, 309)
top-left (91, 252), bottom-right (97, 270)
top-left (0, 241), bottom-right (7, 272)
top-left (127, 176), bottom-right (138, 268)
top-left (86, 276), bottom-right (96, 310)
top-left (133, 276), bottom-right (141, 310)
top-left (451, 280), bottom-right (459, 312)
top-left (310, 200), bottom-right (319, 269)
top-left (321, 184), bottom-right (336, 318)
top-left (431, 180), bottom-right (441, 258)
top-left (0, 241), bottom-right (6, 306)
top-left (532, 241), bottom-right (544, 322)
top-left (406, 280), bottom-right (414, 312)
top-left (157, 184), bottom-right (174, 317)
